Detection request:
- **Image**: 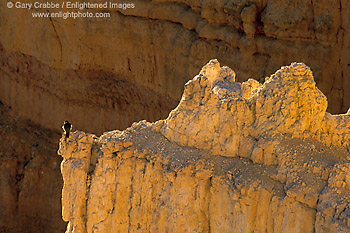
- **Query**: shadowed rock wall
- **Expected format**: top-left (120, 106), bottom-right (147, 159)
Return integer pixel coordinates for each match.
top-left (0, 103), bottom-right (66, 233)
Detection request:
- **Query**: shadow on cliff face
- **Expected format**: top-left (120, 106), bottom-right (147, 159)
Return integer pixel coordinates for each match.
top-left (0, 44), bottom-right (179, 136)
top-left (0, 103), bottom-right (66, 233)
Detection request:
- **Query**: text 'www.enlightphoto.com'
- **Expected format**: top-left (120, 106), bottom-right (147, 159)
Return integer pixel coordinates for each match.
top-left (6, 1), bottom-right (135, 19)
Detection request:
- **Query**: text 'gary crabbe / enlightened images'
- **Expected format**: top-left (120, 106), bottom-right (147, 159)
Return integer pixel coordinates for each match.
top-left (7, 1), bottom-right (135, 10)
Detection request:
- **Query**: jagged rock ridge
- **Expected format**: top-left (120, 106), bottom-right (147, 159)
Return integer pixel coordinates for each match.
top-left (59, 61), bottom-right (350, 233)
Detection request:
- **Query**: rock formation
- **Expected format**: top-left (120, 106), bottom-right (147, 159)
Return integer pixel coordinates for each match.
top-left (1, 0), bottom-right (350, 231)
top-left (1, 0), bottom-right (350, 136)
top-left (59, 61), bottom-right (350, 233)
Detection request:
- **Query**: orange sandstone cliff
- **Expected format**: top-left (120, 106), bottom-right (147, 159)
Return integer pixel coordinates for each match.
top-left (1, 0), bottom-right (350, 231)
top-left (59, 61), bottom-right (350, 233)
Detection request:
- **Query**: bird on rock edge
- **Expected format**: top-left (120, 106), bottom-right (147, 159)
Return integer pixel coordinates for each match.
top-left (62, 120), bottom-right (72, 141)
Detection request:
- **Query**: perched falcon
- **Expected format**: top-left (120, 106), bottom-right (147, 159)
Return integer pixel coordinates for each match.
top-left (62, 121), bottom-right (72, 140)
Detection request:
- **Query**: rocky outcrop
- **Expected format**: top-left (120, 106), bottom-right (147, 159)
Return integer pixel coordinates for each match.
top-left (59, 61), bottom-right (350, 232)
top-left (1, 0), bottom-right (350, 136)
top-left (160, 60), bottom-right (349, 156)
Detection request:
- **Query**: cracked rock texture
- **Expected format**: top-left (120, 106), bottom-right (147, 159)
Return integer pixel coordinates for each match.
top-left (59, 61), bottom-right (350, 233)
top-left (1, 0), bottom-right (350, 136)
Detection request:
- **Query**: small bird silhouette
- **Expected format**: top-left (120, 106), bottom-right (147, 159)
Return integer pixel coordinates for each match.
top-left (62, 121), bottom-right (72, 140)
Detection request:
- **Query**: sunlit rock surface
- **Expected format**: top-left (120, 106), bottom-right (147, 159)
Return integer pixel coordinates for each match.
top-left (59, 61), bottom-right (350, 233)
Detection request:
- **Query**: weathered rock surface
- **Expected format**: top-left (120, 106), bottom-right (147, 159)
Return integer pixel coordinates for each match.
top-left (0, 102), bottom-right (66, 233)
top-left (1, 0), bottom-right (350, 136)
top-left (59, 62), bottom-right (350, 233)
top-left (1, 0), bottom-right (350, 231)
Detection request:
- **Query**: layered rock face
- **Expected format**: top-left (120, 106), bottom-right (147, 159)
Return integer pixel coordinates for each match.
top-left (59, 61), bottom-right (350, 233)
top-left (1, 0), bottom-right (350, 136)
